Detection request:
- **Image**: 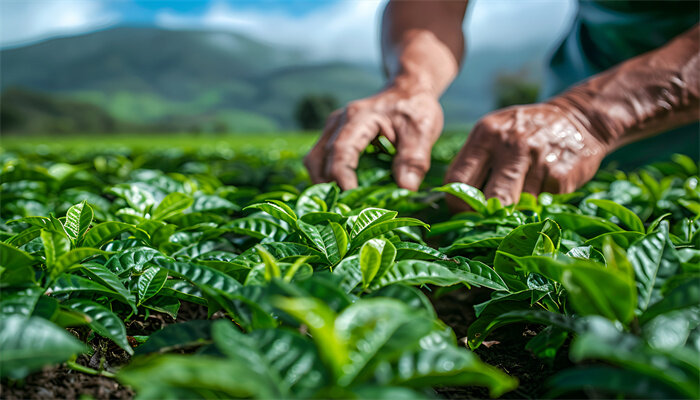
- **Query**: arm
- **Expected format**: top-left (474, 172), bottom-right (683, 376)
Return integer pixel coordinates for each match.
top-left (305, 0), bottom-right (468, 190)
top-left (446, 24), bottom-right (700, 208)
top-left (550, 24), bottom-right (699, 150)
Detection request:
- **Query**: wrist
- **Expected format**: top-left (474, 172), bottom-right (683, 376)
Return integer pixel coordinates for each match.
top-left (546, 87), bottom-right (623, 153)
top-left (387, 71), bottom-right (442, 99)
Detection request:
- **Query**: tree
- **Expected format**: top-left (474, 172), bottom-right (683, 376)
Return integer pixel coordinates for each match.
top-left (494, 70), bottom-right (540, 109)
top-left (295, 94), bottom-right (339, 130)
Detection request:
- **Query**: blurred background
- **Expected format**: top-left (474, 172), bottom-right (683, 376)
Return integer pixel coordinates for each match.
top-left (0, 0), bottom-right (575, 137)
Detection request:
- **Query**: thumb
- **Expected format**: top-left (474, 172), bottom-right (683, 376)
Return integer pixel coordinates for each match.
top-left (393, 141), bottom-right (432, 191)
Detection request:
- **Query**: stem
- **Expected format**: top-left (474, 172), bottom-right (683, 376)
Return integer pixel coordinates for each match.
top-left (66, 360), bottom-right (116, 378)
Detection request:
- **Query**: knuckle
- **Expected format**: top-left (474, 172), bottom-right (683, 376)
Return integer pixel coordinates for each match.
top-left (345, 101), bottom-right (364, 118)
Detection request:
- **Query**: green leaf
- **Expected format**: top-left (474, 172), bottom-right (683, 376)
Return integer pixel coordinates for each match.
top-left (628, 221), bottom-right (681, 312)
top-left (493, 219), bottom-right (561, 291)
top-left (153, 257), bottom-right (242, 293)
top-left (135, 320), bottom-right (213, 355)
top-left (350, 208), bottom-right (397, 238)
top-left (299, 211), bottom-right (344, 225)
top-left (296, 183), bottom-right (339, 216)
top-left (374, 345), bottom-right (517, 398)
top-left (40, 229), bottom-right (71, 268)
top-left (83, 222), bottom-right (136, 248)
top-left (370, 260), bottom-right (468, 289)
top-left (64, 200), bottom-right (93, 243)
top-left (640, 276), bottom-right (700, 324)
top-left (0, 286), bottom-right (43, 317)
top-left (437, 257), bottom-right (509, 291)
top-left (256, 245), bottom-right (281, 280)
top-left (212, 321), bottom-right (310, 396)
top-left (247, 327), bottom-right (328, 395)
top-left (51, 247), bottom-right (110, 280)
top-left (395, 242), bottom-right (446, 261)
top-left (244, 200), bottom-right (297, 226)
top-left (526, 325), bottom-right (568, 362)
top-left (433, 183), bottom-right (487, 215)
top-left (319, 221), bottom-right (348, 265)
top-left (49, 274), bottom-right (131, 305)
top-left (118, 354), bottom-right (273, 399)
top-left (64, 299), bottom-right (133, 355)
top-left (359, 239), bottom-right (382, 288)
top-left (548, 212), bottom-right (622, 238)
top-left (138, 266), bottom-right (169, 305)
top-left (350, 218), bottom-right (428, 251)
top-left (224, 217), bottom-right (287, 241)
top-left (333, 256), bottom-right (363, 293)
top-left (587, 199), bottom-right (644, 233)
top-left (142, 296), bottom-right (180, 319)
top-left (151, 193), bottom-right (194, 221)
top-left (0, 242), bottom-right (35, 285)
top-left (469, 309), bottom-right (581, 348)
top-left (81, 262), bottom-right (136, 311)
top-left (273, 296), bottom-right (347, 379)
top-left (569, 319), bottom-right (699, 399)
top-left (500, 253), bottom-right (637, 323)
top-left (160, 280), bottom-right (207, 306)
top-left (0, 316), bottom-right (86, 379)
top-left (108, 184), bottom-right (155, 213)
top-left (584, 231), bottom-right (644, 250)
top-left (104, 246), bottom-right (161, 277)
top-left (547, 366), bottom-right (688, 399)
top-left (296, 219), bottom-right (327, 255)
top-left (238, 242), bottom-right (324, 264)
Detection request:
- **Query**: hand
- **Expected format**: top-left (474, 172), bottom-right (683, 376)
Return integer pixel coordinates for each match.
top-left (445, 103), bottom-right (609, 209)
top-left (304, 85), bottom-right (443, 191)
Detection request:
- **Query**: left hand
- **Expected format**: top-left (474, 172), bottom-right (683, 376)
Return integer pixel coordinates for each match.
top-left (444, 103), bottom-right (608, 210)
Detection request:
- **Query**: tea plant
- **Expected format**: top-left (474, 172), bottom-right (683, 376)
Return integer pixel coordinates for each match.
top-left (0, 143), bottom-right (697, 399)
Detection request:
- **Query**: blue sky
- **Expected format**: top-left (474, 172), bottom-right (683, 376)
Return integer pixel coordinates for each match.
top-left (0, 0), bottom-right (576, 62)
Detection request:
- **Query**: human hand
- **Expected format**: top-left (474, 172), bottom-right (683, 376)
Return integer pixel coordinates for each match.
top-left (304, 85), bottom-right (443, 191)
top-left (445, 103), bottom-right (609, 210)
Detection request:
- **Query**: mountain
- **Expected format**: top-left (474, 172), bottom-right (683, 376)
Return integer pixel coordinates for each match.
top-left (1, 27), bottom-right (547, 134)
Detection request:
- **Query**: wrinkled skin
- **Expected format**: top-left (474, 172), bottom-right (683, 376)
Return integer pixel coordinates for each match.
top-left (304, 87), bottom-right (443, 191)
top-left (444, 104), bottom-right (607, 210)
top-left (304, 0), bottom-right (699, 210)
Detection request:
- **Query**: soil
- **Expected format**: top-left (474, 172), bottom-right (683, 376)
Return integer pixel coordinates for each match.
top-left (2, 291), bottom-right (571, 399)
top-left (430, 287), bottom-right (574, 400)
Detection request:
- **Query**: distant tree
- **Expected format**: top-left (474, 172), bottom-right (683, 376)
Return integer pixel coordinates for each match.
top-left (295, 94), bottom-right (339, 130)
top-left (494, 70), bottom-right (540, 109)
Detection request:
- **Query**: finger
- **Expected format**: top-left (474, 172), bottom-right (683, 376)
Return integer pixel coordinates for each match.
top-left (304, 111), bottom-right (341, 184)
top-left (324, 113), bottom-right (384, 190)
top-left (483, 151), bottom-right (530, 205)
top-left (444, 142), bottom-right (491, 213)
top-left (444, 142), bottom-right (491, 188)
top-left (522, 150), bottom-right (546, 195)
top-left (522, 167), bottom-right (546, 196)
top-left (393, 137), bottom-right (432, 191)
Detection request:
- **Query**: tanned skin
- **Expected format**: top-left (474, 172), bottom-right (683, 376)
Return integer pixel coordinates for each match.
top-left (304, 0), bottom-right (700, 210)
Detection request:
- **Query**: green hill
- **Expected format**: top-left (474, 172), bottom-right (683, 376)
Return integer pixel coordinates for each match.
top-left (1, 27), bottom-right (544, 134)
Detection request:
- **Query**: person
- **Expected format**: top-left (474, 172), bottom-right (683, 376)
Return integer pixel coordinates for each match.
top-left (303, 0), bottom-right (699, 210)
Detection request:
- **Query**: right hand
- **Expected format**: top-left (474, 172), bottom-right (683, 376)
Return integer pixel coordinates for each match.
top-left (304, 86), bottom-right (444, 191)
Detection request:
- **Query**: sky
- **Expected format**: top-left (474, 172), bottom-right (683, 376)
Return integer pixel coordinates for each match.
top-left (0, 0), bottom-right (576, 62)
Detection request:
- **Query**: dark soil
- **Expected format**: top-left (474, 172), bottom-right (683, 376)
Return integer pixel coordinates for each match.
top-left (2, 291), bottom-right (571, 399)
top-left (0, 302), bottom-right (211, 400)
top-left (430, 287), bottom-right (574, 399)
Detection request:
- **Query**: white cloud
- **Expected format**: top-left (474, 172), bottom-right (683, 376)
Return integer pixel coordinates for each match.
top-left (466, 0), bottom-right (576, 53)
top-left (156, 0), bottom-right (384, 63)
top-left (0, 0), bottom-right (119, 48)
top-left (156, 0), bottom-right (574, 63)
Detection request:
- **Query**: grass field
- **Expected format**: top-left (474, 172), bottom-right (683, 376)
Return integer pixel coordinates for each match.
top-left (0, 132), bottom-right (321, 153)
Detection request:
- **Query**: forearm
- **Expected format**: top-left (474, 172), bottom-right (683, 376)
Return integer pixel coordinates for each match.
top-left (381, 0), bottom-right (468, 97)
top-left (549, 24), bottom-right (700, 151)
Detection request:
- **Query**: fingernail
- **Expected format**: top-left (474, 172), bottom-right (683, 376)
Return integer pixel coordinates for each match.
top-left (402, 169), bottom-right (421, 191)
